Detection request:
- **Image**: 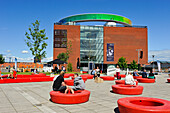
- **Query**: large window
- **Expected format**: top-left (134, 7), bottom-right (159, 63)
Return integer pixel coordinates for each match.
top-left (54, 30), bottom-right (67, 48)
top-left (80, 26), bottom-right (103, 63)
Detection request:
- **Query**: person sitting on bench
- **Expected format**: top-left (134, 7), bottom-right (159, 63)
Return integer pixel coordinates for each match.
top-left (70, 73), bottom-right (85, 91)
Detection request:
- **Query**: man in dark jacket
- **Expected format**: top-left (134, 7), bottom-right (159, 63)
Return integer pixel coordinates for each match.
top-left (142, 69), bottom-right (147, 78)
top-left (52, 71), bottom-right (74, 94)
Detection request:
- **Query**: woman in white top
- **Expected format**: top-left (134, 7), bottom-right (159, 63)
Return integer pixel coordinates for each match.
top-left (95, 67), bottom-right (100, 77)
top-left (116, 65), bottom-right (121, 79)
top-left (125, 72), bottom-right (136, 85)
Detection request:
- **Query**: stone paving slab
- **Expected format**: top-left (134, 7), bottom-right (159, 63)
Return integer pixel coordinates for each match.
top-left (0, 73), bottom-right (169, 113)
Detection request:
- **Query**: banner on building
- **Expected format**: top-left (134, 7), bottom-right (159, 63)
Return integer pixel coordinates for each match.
top-left (15, 58), bottom-right (17, 71)
top-left (157, 61), bottom-right (161, 72)
top-left (107, 43), bottom-right (114, 61)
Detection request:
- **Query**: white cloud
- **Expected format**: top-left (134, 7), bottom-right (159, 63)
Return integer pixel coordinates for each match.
top-left (16, 57), bottom-right (33, 62)
top-left (6, 50), bottom-right (10, 53)
top-left (41, 57), bottom-right (53, 62)
top-left (22, 50), bottom-right (29, 54)
top-left (3, 55), bottom-right (53, 62)
top-left (148, 50), bottom-right (170, 61)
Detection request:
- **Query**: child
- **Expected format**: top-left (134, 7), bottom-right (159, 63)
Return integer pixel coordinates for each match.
top-left (70, 73), bottom-right (85, 91)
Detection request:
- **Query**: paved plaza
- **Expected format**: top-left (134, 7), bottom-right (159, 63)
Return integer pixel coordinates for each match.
top-left (0, 73), bottom-right (170, 113)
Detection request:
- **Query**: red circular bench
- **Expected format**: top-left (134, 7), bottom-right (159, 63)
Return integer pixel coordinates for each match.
top-left (115, 80), bottom-right (138, 85)
top-left (64, 74), bottom-right (70, 78)
top-left (133, 76), bottom-right (142, 79)
top-left (100, 76), bottom-right (115, 81)
top-left (118, 97), bottom-right (170, 113)
top-left (64, 80), bottom-right (74, 86)
top-left (64, 73), bottom-right (74, 77)
top-left (17, 74), bottom-right (46, 78)
top-left (112, 85), bottom-right (143, 95)
top-left (1, 75), bottom-right (8, 78)
top-left (137, 78), bottom-right (155, 83)
top-left (167, 79), bottom-right (170, 83)
top-left (38, 73), bottom-right (46, 76)
top-left (0, 76), bottom-right (54, 84)
top-left (72, 77), bottom-right (87, 81)
top-left (114, 74), bottom-right (126, 78)
top-left (80, 74), bottom-right (93, 79)
top-left (50, 90), bottom-right (90, 104)
top-left (64, 79), bottom-right (86, 86)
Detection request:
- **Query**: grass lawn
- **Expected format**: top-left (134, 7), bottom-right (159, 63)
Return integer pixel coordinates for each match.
top-left (1, 72), bottom-right (80, 75)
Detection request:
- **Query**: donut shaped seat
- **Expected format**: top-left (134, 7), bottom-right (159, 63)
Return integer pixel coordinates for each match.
top-left (80, 74), bottom-right (93, 79)
top-left (114, 74), bottom-right (126, 78)
top-left (64, 74), bottom-right (70, 78)
top-left (17, 74), bottom-right (46, 78)
top-left (115, 80), bottom-right (138, 85)
top-left (72, 77), bottom-right (87, 81)
top-left (64, 79), bottom-right (86, 86)
top-left (37, 73), bottom-right (46, 76)
top-left (137, 78), bottom-right (155, 83)
top-left (64, 80), bottom-right (74, 86)
top-left (133, 76), bottom-right (142, 79)
top-left (64, 73), bottom-right (74, 77)
top-left (112, 85), bottom-right (143, 95)
top-left (100, 76), bottom-right (115, 81)
top-left (1, 75), bottom-right (8, 78)
top-left (167, 79), bottom-right (170, 83)
top-left (0, 77), bottom-right (54, 84)
top-left (50, 90), bottom-right (90, 104)
top-left (118, 97), bottom-right (170, 113)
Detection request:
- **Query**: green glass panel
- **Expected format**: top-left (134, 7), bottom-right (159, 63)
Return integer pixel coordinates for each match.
top-left (59, 13), bottom-right (132, 25)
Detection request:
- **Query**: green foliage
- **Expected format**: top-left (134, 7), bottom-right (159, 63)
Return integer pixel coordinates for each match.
top-left (129, 60), bottom-right (138, 70)
top-left (66, 40), bottom-right (72, 61)
top-left (57, 53), bottom-right (67, 62)
top-left (67, 63), bottom-right (73, 72)
top-left (25, 70), bottom-right (29, 72)
top-left (117, 57), bottom-right (128, 69)
top-left (57, 40), bottom-right (72, 62)
top-left (25, 20), bottom-right (48, 63)
top-left (0, 54), bottom-right (5, 64)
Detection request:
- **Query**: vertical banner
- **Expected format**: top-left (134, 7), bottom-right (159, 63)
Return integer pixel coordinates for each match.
top-left (15, 58), bottom-right (17, 71)
top-left (157, 61), bottom-right (161, 72)
top-left (107, 43), bottom-right (114, 61)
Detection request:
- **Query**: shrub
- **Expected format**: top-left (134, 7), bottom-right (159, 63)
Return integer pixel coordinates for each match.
top-left (129, 60), bottom-right (138, 70)
top-left (67, 63), bottom-right (73, 72)
top-left (117, 57), bottom-right (128, 70)
top-left (25, 70), bottom-right (29, 72)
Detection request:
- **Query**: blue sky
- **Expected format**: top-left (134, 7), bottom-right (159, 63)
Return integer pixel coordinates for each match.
top-left (0, 0), bottom-right (170, 62)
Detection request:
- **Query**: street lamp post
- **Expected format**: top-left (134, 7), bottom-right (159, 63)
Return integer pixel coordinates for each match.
top-left (136, 49), bottom-right (142, 70)
top-left (152, 55), bottom-right (155, 70)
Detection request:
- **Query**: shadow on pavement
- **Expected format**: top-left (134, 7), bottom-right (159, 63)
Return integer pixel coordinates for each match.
top-left (110, 90), bottom-right (114, 93)
top-left (114, 107), bottom-right (120, 113)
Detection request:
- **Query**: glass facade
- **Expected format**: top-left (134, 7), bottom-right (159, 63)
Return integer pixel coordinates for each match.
top-left (80, 26), bottom-right (103, 63)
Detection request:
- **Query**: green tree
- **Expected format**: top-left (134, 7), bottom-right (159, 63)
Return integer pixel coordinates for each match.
top-left (129, 60), bottom-right (138, 70)
top-left (117, 57), bottom-right (128, 70)
top-left (0, 54), bottom-right (5, 64)
top-left (57, 53), bottom-right (67, 62)
top-left (65, 40), bottom-right (72, 61)
top-left (57, 40), bottom-right (72, 62)
top-left (67, 63), bottom-right (73, 72)
top-left (25, 20), bottom-right (48, 68)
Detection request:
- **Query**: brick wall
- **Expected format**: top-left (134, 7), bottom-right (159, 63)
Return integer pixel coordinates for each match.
top-left (53, 25), bottom-right (148, 72)
top-left (53, 25), bottom-right (80, 72)
top-left (103, 27), bottom-right (148, 64)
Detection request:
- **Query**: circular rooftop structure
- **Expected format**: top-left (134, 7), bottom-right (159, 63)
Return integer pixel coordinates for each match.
top-left (59, 13), bottom-right (132, 26)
